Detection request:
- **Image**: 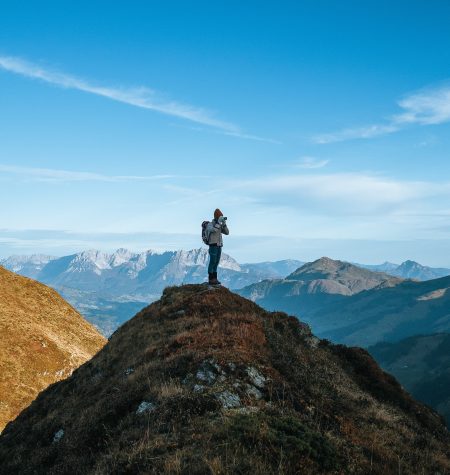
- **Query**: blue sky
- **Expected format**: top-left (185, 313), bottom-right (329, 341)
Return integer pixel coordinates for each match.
top-left (1, 1), bottom-right (450, 264)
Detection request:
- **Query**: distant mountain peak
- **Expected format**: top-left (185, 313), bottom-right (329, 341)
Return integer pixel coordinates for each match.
top-left (306, 256), bottom-right (350, 268)
top-left (287, 257), bottom-right (382, 280)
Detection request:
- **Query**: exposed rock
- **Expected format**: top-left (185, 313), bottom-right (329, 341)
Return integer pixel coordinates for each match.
top-left (245, 384), bottom-right (263, 399)
top-left (195, 359), bottom-right (223, 385)
top-left (305, 335), bottom-right (320, 349)
top-left (136, 401), bottom-right (156, 414)
top-left (52, 429), bottom-right (64, 444)
top-left (216, 390), bottom-right (241, 409)
top-left (246, 366), bottom-right (266, 389)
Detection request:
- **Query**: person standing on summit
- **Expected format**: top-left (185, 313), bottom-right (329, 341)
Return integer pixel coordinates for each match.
top-left (206, 208), bottom-right (229, 285)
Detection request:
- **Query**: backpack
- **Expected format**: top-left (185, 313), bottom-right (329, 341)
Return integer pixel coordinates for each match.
top-left (201, 221), bottom-right (210, 245)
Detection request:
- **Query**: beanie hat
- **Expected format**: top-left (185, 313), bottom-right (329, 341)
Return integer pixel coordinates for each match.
top-left (214, 208), bottom-right (223, 220)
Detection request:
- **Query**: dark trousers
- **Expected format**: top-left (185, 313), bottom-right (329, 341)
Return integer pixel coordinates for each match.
top-left (208, 245), bottom-right (222, 274)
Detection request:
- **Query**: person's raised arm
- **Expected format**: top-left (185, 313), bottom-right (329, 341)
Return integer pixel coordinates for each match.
top-left (218, 216), bottom-right (229, 235)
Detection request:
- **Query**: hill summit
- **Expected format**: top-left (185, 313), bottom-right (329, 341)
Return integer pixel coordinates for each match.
top-left (237, 257), bottom-right (403, 322)
top-left (1, 284), bottom-right (449, 474)
top-left (0, 266), bottom-right (106, 433)
top-left (282, 256), bottom-right (402, 294)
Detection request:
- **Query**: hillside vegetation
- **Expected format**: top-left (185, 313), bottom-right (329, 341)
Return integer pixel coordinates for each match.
top-left (0, 266), bottom-right (106, 432)
top-left (1, 285), bottom-right (449, 474)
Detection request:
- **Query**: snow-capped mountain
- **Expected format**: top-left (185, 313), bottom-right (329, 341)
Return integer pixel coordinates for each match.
top-left (0, 248), bottom-right (294, 296)
top-left (0, 249), bottom-right (302, 336)
top-left (0, 254), bottom-right (57, 278)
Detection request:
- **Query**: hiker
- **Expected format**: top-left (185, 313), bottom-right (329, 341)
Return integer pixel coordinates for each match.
top-left (206, 208), bottom-right (229, 285)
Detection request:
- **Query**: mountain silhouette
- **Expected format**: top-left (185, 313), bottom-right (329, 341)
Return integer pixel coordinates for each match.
top-left (1, 285), bottom-right (448, 474)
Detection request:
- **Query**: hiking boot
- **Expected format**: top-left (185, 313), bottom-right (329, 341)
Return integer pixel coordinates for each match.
top-left (213, 272), bottom-right (221, 285)
top-left (208, 272), bottom-right (219, 285)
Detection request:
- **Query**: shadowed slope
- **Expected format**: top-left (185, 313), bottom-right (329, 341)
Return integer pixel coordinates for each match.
top-left (0, 266), bottom-right (106, 432)
top-left (318, 276), bottom-right (450, 346)
top-left (0, 285), bottom-right (449, 474)
top-left (370, 333), bottom-right (450, 427)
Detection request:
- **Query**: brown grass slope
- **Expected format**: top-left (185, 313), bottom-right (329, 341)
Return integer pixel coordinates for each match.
top-left (0, 265), bottom-right (106, 432)
top-left (0, 284), bottom-right (449, 474)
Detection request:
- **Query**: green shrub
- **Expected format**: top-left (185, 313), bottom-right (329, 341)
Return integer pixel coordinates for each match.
top-left (225, 412), bottom-right (339, 471)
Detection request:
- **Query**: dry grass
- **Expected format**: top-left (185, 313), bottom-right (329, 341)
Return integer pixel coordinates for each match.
top-left (0, 266), bottom-right (106, 432)
top-left (158, 379), bottom-right (185, 398)
top-left (163, 450), bottom-right (182, 474)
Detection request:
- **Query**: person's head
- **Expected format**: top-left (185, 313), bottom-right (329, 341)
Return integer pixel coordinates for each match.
top-left (214, 208), bottom-right (223, 220)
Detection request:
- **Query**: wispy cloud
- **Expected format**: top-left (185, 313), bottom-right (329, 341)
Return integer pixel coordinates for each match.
top-left (294, 156), bottom-right (329, 169)
top-left (222, 130), bottom-right (282, 144)
top-left (0, 55), bottom-right (274, 141)
top-left (313, 124), bottom-right (399, 144)
top-left (393, 83), bottom-right (450, 125)
top-left (313, 82), bottom-right (450, 144)
top-left (228, 172), bottom-right (450, 216)
top-left (0, 164), bottom-right (175, 183)
top-left (168, 122), bottom-right (281, 144)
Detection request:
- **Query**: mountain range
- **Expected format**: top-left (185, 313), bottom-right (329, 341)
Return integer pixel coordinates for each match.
top-left (0, 265), bottom-right (105, 432)
top-left (238, 257), bottom-right (450, 346)
top-left (0, 249), bottom-right (303, 336)
top-left (2, 249), bottom-right (449, 338)
top-left (237, 257), bottom-right (403, 326)
top-left (1, 284), bottom-right (449, 474)
top-left (0, 249), bottom-right (303, 294)
top-left (357, 259), bottom-right (450, 280)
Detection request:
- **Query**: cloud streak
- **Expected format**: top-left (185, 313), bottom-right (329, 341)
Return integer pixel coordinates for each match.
top-left (294, 156), bottom-right (329, 169)
top-left (0, 164), bottom-right (175, 183)
top-left (313, 82), bottom-right (450, 143)
top-left (0, 55), bottom-right (259, 137)
top-left (313, 124), bottom-right (399, 144)
top-left (228, 172), bottom-right (450, 216)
